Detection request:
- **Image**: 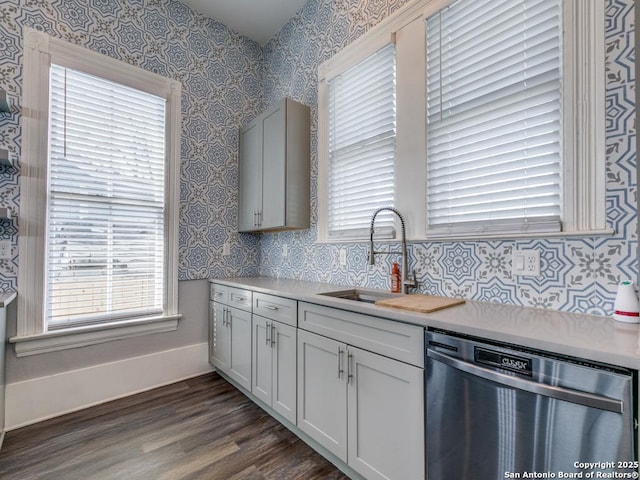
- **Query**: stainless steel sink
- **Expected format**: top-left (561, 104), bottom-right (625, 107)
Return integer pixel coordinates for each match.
top-left (318, 288), bottom-right (402, 304)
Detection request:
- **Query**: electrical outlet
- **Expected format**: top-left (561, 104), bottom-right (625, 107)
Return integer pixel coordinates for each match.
top-left (282, 244), bottom-right (289, 259)
top-left (0, 240), bottom-right (11, 259)
top-left (339, 248), bottom-right (347, 266)
top-left (512, 249), bottom-right (540, 276)
top-left (222, 242), bottom-right (230, 256)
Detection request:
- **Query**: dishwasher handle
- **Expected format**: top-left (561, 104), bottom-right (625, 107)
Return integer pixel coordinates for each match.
top-left (427, 348), bottom-right (623, 414)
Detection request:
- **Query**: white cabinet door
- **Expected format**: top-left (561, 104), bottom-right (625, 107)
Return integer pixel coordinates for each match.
top-left (0, 306), bottom-right (7, 436)
top-left (271, 321), bottom-right (297, 424)
top-left (208, 301), bottom-right (215, 365)
top-left (252, 315), bottom-right (273, 405)
top-left (297, 329), bottom-right (348, 461)
top-left (228, 307), bottom-right (252, 390)
top-left (210, 302), bottom-right (230, 371)
top-left (261, 102), bottom-right (286, 229)
top-left (347, 346), bottom-right (425, 480)
top-left (252, 317), bottom-right (297, 425)
top-left (238, 119), bottom-right (262, 231)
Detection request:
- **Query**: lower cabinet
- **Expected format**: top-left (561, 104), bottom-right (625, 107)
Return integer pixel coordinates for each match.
top-left (209, 282), bottom-right (426, 480)
top-left (348, 345), bottom-right (424, 480)
top-left (251, 315), bottom-right (297, 424)
top-left (209, 301), bottom-right (252, 391)
top-left (297, 329), bottom-right (348, 459)
top-left (297, 329), bottom-right (425, 480)
top-left (209, 301), bottom-right (230, 370)
top-left (0, 305), bottom-right (6, 448)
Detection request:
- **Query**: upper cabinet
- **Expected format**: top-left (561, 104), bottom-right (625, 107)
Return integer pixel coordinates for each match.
top-left (0, 88), bottom-right (13, 169)
top-left (0, 89), bottom-right (10, 114)
top-left (0, 149), bottom-right (10, 168)
top-left (238, 98), bottom-right (310, 233)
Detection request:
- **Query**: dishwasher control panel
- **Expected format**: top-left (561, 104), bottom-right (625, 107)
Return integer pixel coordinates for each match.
top-left (475, 347), bottom-right (533, 376)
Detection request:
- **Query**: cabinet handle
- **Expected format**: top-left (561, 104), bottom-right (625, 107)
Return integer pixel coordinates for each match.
top-left (253, 211), bottom-right (258, 227)
top-left (214, 291), bottom-right (223, 298)
top-left (230, 293), bottom-right (246, 303)
top-left (271, 323), bottom-right (276, 346)
top-left (337, 347), bottom-right (344, 379)
top-left (258, 210), bottom-right (262, 227)
top-left (264, 305), bottom-right (278, 311)
top-left (222, 307), bottom-right (227, 326)
top-left (226, 307), bottom-right (231, 327)
top-left (347, 352), bottom-right (354, 384)
top-left (265, 321), bottom-right (271, 345)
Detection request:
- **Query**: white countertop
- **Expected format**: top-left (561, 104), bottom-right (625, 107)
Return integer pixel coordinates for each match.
top-left (210, 277), bottom-right (640, 370)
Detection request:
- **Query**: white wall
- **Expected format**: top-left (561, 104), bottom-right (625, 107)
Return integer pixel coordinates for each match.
top-left (3, 279), bottom-right (213, 428)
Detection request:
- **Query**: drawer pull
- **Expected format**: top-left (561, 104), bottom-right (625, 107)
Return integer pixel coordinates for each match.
top-left (264, 305), bottom-right (278, 311)
top-left (230, 294), bottom-right (246, 302)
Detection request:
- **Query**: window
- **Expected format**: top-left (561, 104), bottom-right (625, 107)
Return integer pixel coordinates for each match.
top-left (426, 0), bottom-right (563, 236)
top-left (46, 65), bottom-right (167, 329)
top-left (317, 0), bottom-right (607, 242)
top-left (14, 29), bottom-right (181, 356)
top-left (327, 44), bottom-right (397, 240)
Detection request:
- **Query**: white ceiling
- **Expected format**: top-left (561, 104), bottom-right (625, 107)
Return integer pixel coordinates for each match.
top-left (180, 0), bottom-right (308, 45)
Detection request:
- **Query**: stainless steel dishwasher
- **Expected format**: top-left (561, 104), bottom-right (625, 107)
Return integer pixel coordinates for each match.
top-left (426, 330), bottom-right (636, 480)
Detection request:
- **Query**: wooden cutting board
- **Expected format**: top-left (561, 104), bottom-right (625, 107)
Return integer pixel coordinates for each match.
top-left (375, 294), bottom-right (465, 313)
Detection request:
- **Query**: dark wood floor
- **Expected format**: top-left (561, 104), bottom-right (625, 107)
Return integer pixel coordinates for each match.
top-left (0, 372), bottom-right (350, 480)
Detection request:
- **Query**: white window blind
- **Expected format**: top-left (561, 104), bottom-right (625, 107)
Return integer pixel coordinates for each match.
top-left (327, 44), bottom-right (397, 240)
top-left (426, 0), bottom-right (562, 237)
top-left (46, 65), bottom-right (167, 329)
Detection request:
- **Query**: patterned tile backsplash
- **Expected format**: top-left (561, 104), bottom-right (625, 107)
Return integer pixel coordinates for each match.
top-left (0, 0), bottom-right (636, 317)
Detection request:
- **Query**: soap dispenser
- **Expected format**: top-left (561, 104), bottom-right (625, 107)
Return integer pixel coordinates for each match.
top-left (613, 281), bottom-right (640, 323)
top-left (390, 262), bottom-right (401, 293)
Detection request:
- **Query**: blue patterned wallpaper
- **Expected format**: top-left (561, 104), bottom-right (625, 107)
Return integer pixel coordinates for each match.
top-left (259, 0), bottom-right (637, 316)
top-left (0, 0), bottom-right (636, 318)
top-left (0, 0), bottom-right (263, 286)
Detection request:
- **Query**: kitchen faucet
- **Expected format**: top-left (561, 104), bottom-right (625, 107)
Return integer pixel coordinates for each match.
top-left (368, 207), bottom-right (417, 294)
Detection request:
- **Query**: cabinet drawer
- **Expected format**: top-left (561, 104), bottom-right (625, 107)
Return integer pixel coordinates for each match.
top-left (298, 302), bottom-right (424, 368)
top-left (210, 283), bottom-right (228, 303)
top-left (254, 292), bottom-right (297, 327)
top-left (227, 287), bottom-right (252, 311)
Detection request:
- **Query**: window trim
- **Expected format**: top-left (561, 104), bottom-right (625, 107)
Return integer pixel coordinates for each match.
top-left (10, 315), bottom-right (181, 358)
top-left (13, 28), bottom-right (181, 355)
top-left (560, 0), bottom-right (607, 235)
top-left (316, 0), bottom-right (610, 243)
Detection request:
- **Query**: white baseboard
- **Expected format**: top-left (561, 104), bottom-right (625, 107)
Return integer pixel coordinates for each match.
top-left (5, 342), bottom-right (214, 431)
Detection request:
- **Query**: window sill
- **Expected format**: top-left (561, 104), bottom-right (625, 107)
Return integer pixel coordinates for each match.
top-left (9, 314), bottom-right (182, 358)
top-left (420, 228), bottom-right (615, 242)
top-left (315, 228), bottom-right (615, 244)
